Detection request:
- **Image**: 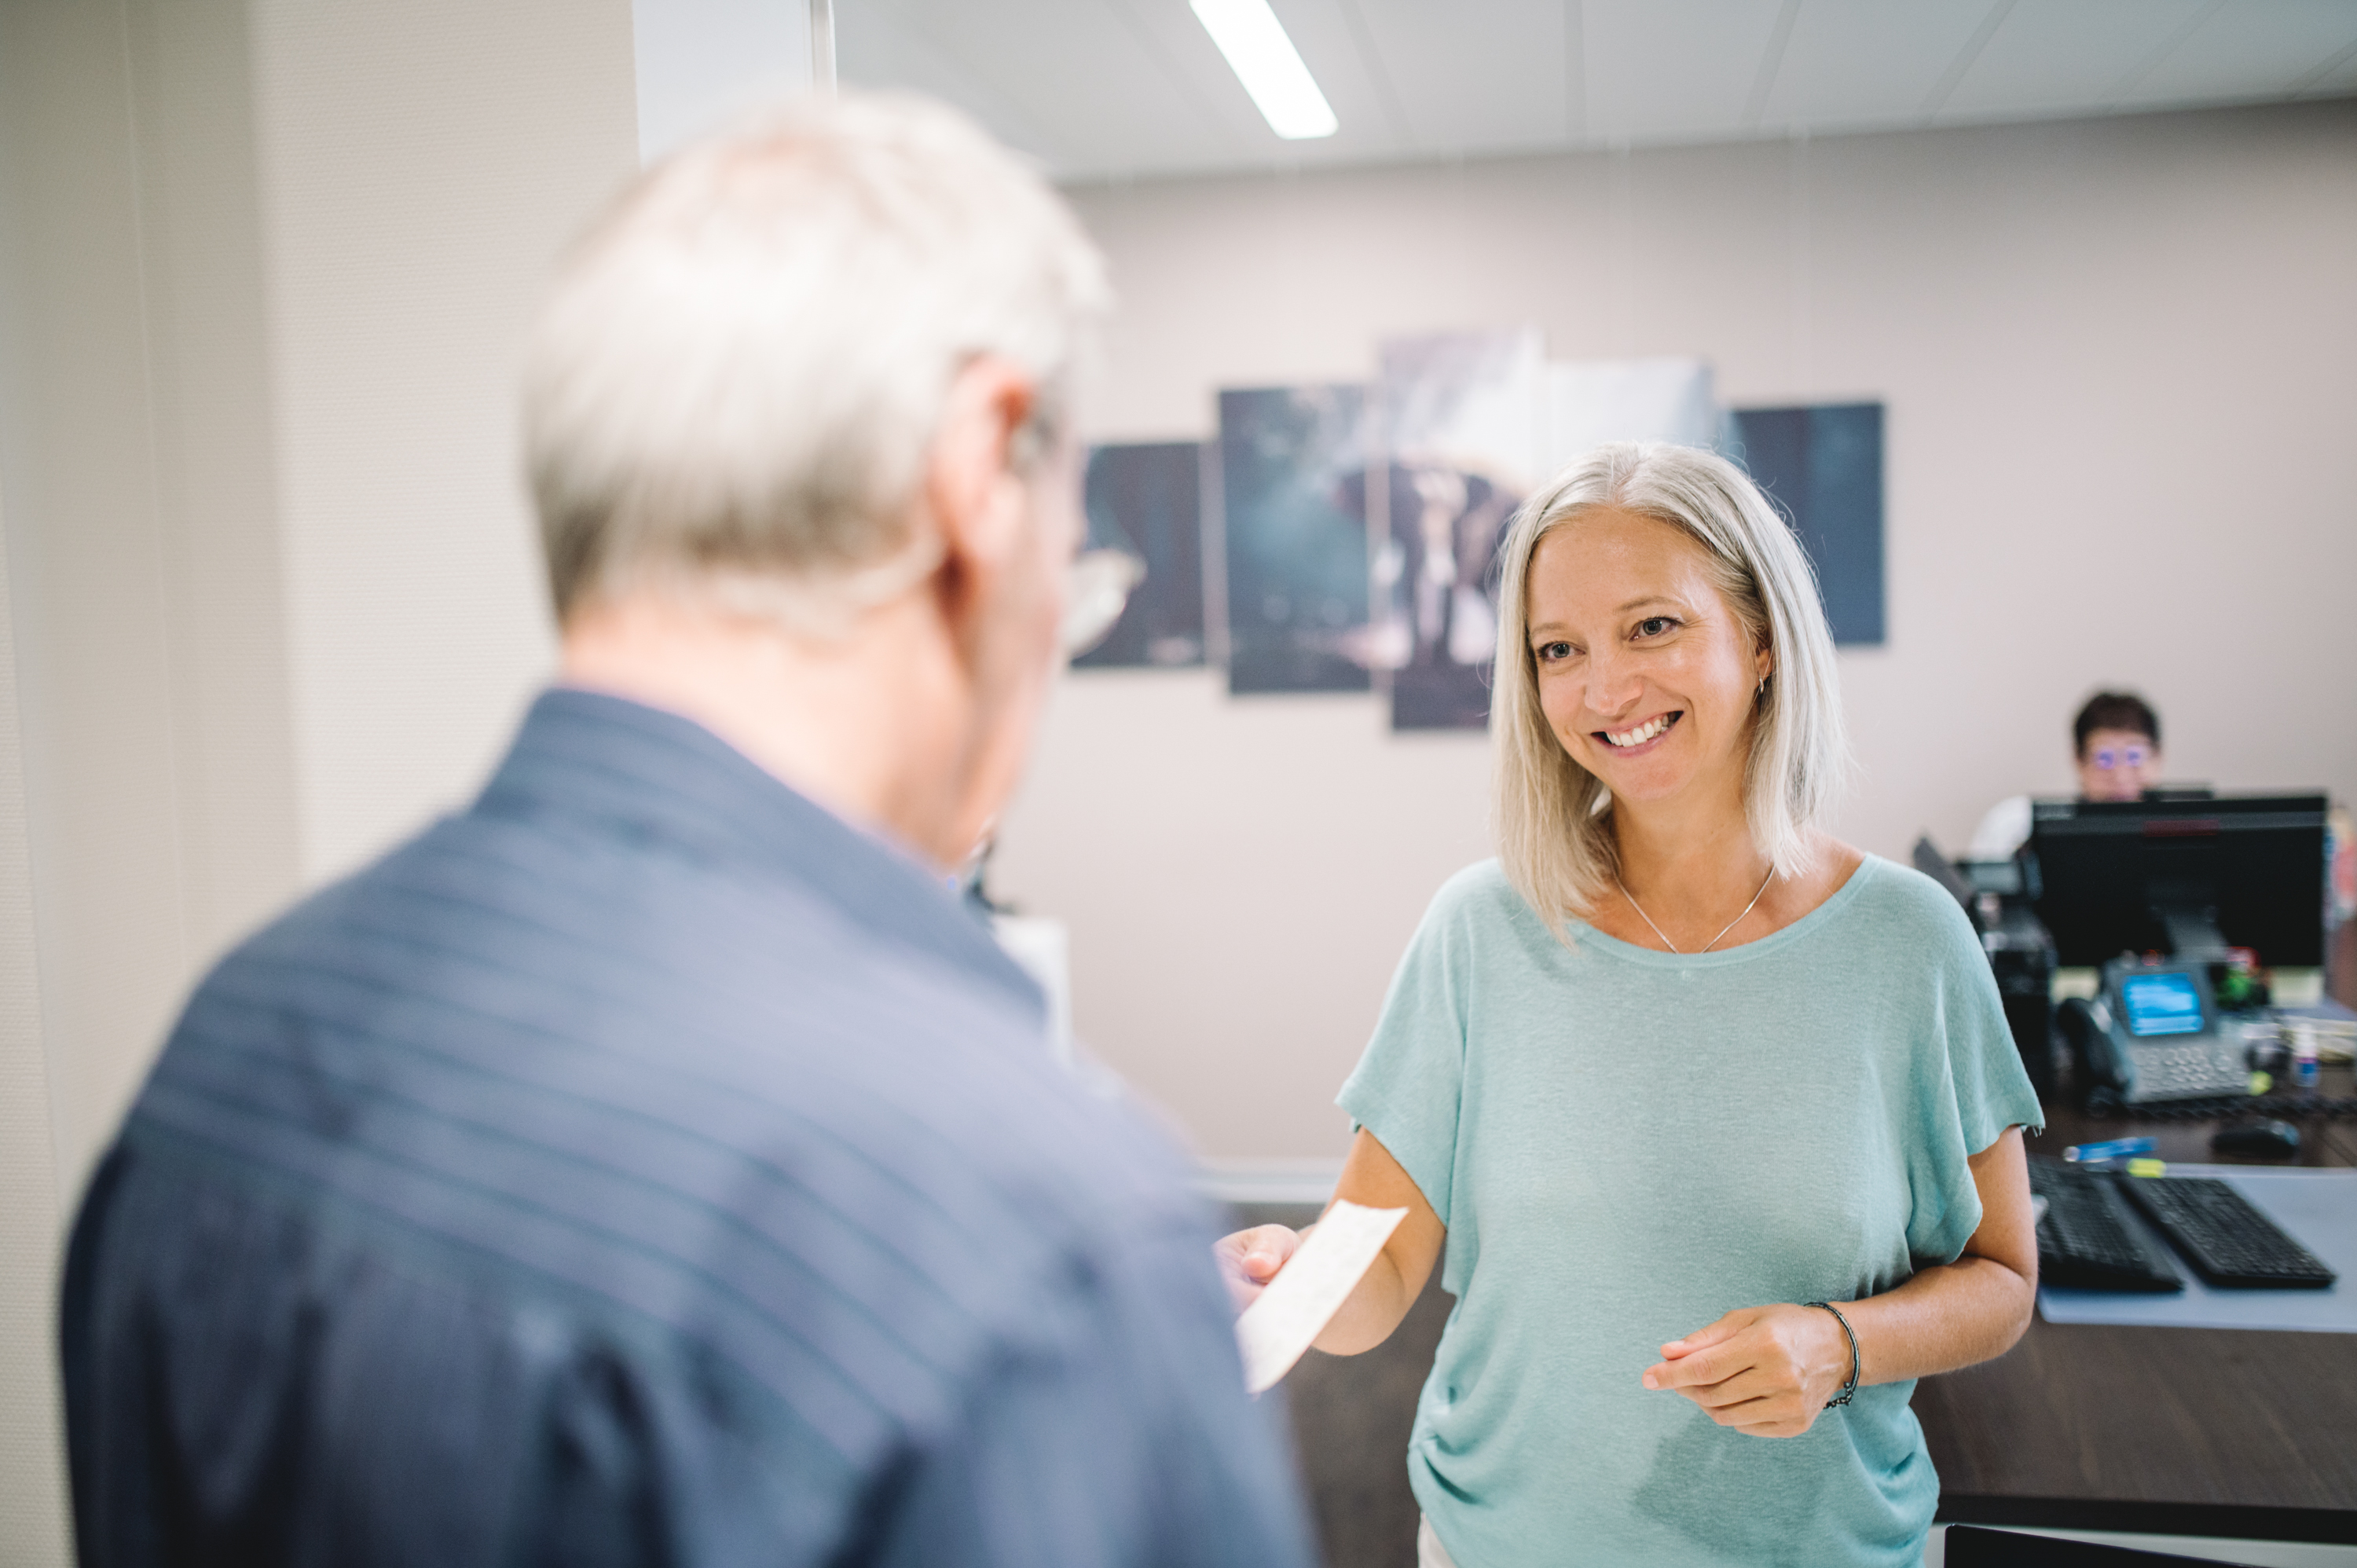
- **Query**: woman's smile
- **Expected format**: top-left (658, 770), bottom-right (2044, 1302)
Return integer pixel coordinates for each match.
top-left (1593, 709), bottom-right (1683, 757)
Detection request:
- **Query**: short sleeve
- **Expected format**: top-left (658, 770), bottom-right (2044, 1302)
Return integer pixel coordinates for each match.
top-left (1336, 873), bottom-right (1479, 1228)
top-left (1903, 888), bottom-right (2045, 1264)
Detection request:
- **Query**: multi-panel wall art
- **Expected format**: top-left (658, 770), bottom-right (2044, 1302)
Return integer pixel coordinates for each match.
top-left (1218, 384), bottom-right (1375, 695)
top-left (1075, 332), bottom-right (1886, 730)
top-left (1722, 403), bottom-right (1886, 647)
top-left (1073, 441), bottom-right (1207, 670)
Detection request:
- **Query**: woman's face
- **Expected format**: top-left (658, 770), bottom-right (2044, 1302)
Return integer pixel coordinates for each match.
top-left (1526, 507), bottom-right (1769, 813)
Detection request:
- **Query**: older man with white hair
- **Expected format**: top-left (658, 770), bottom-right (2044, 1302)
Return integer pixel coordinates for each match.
top-left (60, 96), bottom-right (1316, 1568)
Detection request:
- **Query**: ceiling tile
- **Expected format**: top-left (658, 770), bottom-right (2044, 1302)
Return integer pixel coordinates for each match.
top-left (2314, 42), bottom-right (2357, 95)
top-left (2122, 0), bottom-right (2357, 107)
top-left (916, 0), bottom-right (1252, 173)
top-left (1157, 0), bottom-right (1426, 170)
top-left (849, 0), bottom-right (1437, 181)
top-left (1582, 0), bottom-right (1791, 144)
top-left (1937, 0), bottom-right (2212, 120)
top-left (1347, 0), bottom-right (1571, 154)
top-left (836, 0), bottom-right (1080, 165)
top-left (1254, 0), bottom-right (1424, 153)
top-left (835, 0), bottom-right (2357, 183)
top-left (1760, 0), bottom-right (1998, 130)
top-left (1100, 0), bottom-right (1350, 156)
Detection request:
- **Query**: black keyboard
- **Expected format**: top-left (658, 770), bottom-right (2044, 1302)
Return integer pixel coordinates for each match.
top-left (2027, 1159), bottom-right (2182, 1292)
top-left (2115, 1174), bottom-right (2338, 1289)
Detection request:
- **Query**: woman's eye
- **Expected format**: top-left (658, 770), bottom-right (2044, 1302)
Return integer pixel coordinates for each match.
top-left (1634, 617), bottom-right (1677, 639)
top-left (1535, 641), bottom-right (1577, 662)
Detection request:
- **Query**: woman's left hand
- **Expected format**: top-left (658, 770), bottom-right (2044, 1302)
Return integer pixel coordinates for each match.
top-left (1640, 1303), bottom-right (1855, 1438)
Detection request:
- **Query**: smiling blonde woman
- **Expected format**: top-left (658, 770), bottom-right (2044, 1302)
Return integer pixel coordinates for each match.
top-left (1219, 442), bottom-right (2043, 1568)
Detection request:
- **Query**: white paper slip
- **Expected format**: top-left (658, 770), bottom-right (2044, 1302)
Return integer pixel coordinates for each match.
top-left (1235, 1200), bottom-right (1407, 1394)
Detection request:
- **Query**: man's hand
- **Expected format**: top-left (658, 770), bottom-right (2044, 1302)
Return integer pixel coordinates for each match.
top-left (1211, 1225), bottom-right (1303, 1312)
top-left (1640, 1303), bottom-right (1855, 1438)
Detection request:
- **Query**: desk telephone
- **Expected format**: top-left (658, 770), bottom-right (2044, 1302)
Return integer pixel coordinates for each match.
top-left (2058, 959), bottom-right (2250, 1105)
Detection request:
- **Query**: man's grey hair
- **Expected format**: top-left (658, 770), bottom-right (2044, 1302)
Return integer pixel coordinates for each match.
top-left (522, 93), bottom-right (1111, 632)
top-left (1491, 442), bottom-right (1850, 929)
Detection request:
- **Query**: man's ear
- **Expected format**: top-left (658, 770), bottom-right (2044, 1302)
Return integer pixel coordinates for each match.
top-left (924, 356), bottom-right (1038, 574)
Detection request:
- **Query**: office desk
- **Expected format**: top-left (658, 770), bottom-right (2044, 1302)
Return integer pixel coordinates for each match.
top-left (1915, 1059), bottom-right (2357, 1544)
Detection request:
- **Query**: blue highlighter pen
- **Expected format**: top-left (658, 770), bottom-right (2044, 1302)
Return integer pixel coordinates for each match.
top-left (2062, 1137), bottom-right (2154, 1168)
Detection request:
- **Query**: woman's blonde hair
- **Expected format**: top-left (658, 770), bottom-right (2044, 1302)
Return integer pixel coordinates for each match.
top-left (1491, 441), bottom-right (1849, 929)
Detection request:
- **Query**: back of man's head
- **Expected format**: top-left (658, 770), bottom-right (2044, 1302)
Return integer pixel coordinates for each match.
top-left (522, 93), bottom-right (1109, 636)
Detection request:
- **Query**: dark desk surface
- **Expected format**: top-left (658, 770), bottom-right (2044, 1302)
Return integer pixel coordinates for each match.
top-left (1915, 1055), bottom-right (2357, 1543)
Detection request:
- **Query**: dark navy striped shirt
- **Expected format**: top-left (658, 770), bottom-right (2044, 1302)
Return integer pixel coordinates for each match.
top-left (61, 689), bottom-right (1314, 1568)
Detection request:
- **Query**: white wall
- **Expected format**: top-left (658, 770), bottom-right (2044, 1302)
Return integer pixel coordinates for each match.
top-left (994, 101), bottom-right (2357, 1162)
top-left (0, 0), bottom-right (639, 1233)
top-left (0, 0), bottom-right (844, 1540)
top-left (0, 2), bottom-right (641, 1557)
top-left (0, 9), bottom-right (225, 1558)
top-left (0, 486), bottom-right (65, 1568)
top-left (249, 0), bottom-right (638, 888)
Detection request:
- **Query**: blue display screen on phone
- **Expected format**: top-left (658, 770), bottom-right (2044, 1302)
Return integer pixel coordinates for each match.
top-left (2120, 972), bottom-right (2205, 1038)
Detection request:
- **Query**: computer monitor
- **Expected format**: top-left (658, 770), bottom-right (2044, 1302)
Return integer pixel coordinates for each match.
top-left (2026, 793), bottom-right (2328, 968)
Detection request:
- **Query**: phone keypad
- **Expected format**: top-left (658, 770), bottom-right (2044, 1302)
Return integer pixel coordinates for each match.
top-left (2126, 1041), bottom-right (2247, 1101)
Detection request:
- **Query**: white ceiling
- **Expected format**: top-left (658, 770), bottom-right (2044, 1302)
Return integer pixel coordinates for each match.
top-left (837, 0), bottom-right (2357, 182)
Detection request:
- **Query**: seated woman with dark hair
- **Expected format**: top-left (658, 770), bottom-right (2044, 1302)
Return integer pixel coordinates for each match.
top-left (1970, 690), bottom-right (2163, 859)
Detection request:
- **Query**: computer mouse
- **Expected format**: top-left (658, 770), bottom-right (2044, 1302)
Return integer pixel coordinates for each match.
top-left (2211, 1119), bottom-right (2300, 1159)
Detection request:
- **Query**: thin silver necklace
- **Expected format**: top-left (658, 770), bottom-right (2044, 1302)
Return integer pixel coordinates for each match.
top-left (1613, 866), bottom-right (1776, 954)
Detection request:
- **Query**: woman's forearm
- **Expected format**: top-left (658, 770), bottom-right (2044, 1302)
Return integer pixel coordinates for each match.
top-left (1838, 1253), bottom-right (2035, 1386)
top-left (1307, 1127), bottom-right (1450, 1356)
top-left (1840, 1128), bottom-right (2039, 1387)
top-left (1312, 1242), bottom-right (1422, 1355)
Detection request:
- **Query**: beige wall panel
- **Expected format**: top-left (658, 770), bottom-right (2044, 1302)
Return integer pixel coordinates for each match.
top-left (0, 0), bottom-right (196, 1204)
top-left (247, 0), bottom-right (638, 885)
top-left (123, 0), bottom-right (303, 974)
top-left (0, 0), bottom-right (306, 1214)
top-left (998, 102), bottom-right (2357, 1160)
top-left (0, 2), bottom-right (194, 1561)
top-left (0, 493), bottom-right (68, 1568)
top-left (0, 2), bottom-right (639, 1546)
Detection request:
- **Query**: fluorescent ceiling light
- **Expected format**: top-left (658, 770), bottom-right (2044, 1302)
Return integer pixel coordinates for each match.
top-left (1189, 0), bottom-right (1338, 141)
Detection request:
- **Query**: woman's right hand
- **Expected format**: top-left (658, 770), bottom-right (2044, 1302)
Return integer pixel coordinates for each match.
top-left (1212, 1130), bottom-right (1446, 1349)
top-left (1213, 1225), bottom-right (1303, 1312)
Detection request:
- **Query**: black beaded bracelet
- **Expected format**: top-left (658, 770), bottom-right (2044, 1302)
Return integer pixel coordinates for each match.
top-left (1803, 1301), bottom-right (1860, 1409)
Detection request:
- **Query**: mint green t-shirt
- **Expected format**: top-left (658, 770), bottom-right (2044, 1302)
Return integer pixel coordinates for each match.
top-left (1337, 855), bottom-right (2042, 1568)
